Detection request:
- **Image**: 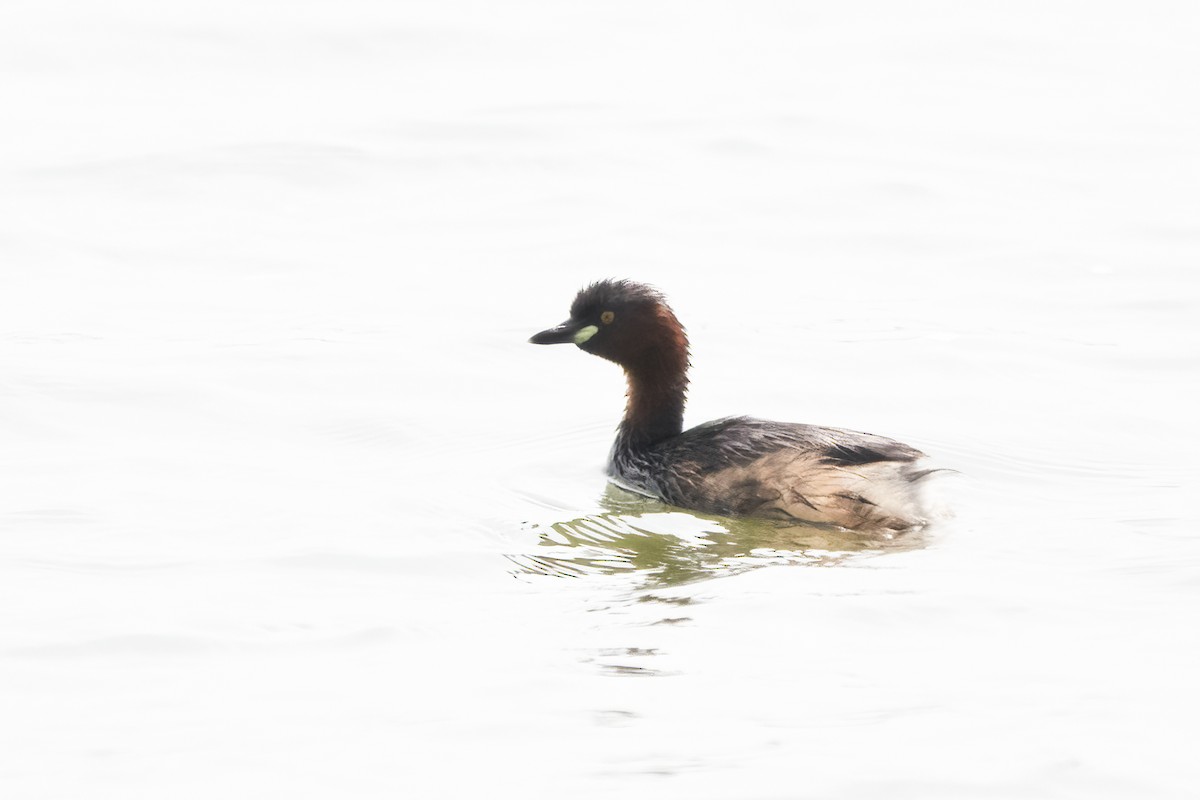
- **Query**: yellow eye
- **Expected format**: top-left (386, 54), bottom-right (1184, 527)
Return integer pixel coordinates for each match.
top-left (600, 310), bottom-right (615, 324)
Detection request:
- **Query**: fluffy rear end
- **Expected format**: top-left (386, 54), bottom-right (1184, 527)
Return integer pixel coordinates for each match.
top-left (686, 451), bottom-right (938, 531)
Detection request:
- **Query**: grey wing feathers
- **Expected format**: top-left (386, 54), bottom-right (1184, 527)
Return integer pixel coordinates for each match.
top-left (648, 417), bottom-right (933, 530)
top-left (661, 416), bottom-right (924, 470)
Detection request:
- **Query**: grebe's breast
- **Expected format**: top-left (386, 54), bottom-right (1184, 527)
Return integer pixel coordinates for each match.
top-left (611, 416), bottom-right (937, 531)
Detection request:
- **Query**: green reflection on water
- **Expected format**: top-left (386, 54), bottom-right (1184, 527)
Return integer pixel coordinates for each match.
top-left (512, 485), bottom-right (928, 587)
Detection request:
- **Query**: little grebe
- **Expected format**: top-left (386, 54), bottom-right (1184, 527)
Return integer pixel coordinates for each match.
top-left (530, 280), bottom-right (938, 531)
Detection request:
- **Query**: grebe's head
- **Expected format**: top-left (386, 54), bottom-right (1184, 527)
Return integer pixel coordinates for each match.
top-left (529, 279), bottom-right (688, 371)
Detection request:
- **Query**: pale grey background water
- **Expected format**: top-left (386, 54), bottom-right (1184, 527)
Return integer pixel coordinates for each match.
top-left (2, 2), bottom-right (1198, 798)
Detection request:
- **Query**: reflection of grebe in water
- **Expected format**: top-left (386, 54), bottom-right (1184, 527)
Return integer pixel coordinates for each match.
top-left (531, 280), bottom-right (941, 531)
top-left (511, 485), bottom-right (931, 587)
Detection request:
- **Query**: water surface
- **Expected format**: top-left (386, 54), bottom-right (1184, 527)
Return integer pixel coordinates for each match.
top-left (2, 2), bottom-right (1198, 798)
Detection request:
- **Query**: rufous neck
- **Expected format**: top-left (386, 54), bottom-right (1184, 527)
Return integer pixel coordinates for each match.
top-left (617, 358), bottom-right (688, 451)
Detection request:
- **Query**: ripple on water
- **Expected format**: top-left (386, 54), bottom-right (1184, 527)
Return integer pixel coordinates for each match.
top-left (507, 484), bottom-right (931, 588)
